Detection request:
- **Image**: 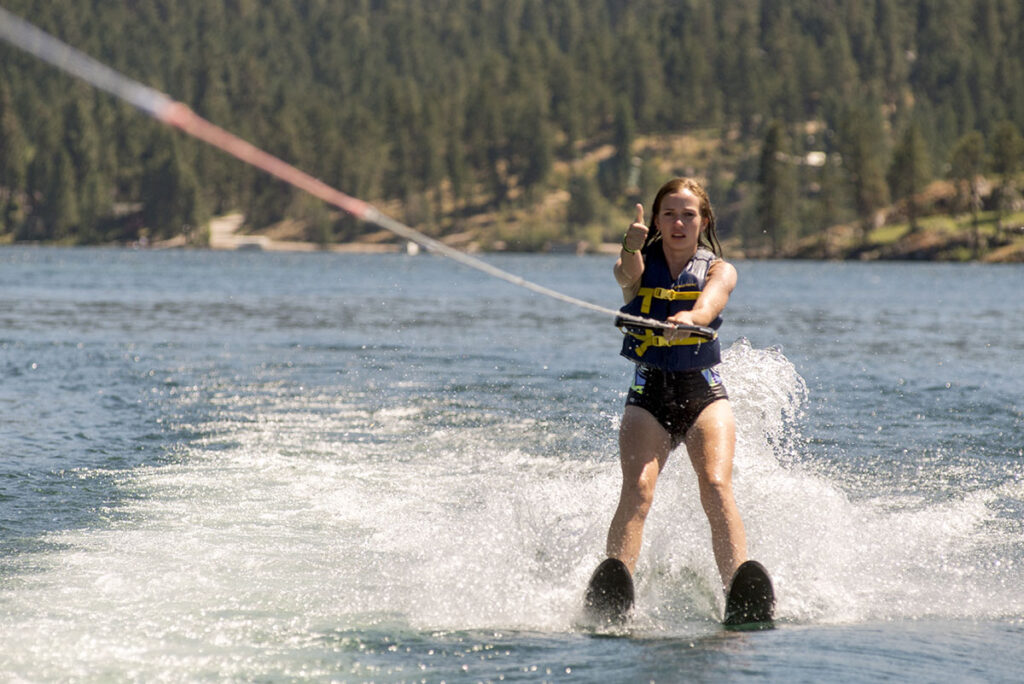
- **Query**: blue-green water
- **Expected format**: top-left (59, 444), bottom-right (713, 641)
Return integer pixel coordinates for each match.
top-left (2, 248), bottom-right (1022, 682)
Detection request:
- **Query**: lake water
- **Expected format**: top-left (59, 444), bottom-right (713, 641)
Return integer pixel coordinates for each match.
top-left (1, 247), bottom-right (1022, 682)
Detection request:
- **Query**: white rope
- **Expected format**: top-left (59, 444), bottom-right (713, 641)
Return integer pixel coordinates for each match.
top-left (0, 7), bottom-right (709, 338)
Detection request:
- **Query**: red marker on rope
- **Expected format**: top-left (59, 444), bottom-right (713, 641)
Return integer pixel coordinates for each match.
top-left (0, 7), bottom-right (713, 340)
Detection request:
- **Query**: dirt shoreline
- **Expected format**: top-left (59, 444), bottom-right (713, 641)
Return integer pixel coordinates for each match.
top-left (148, 213), bottom-right (1024, 263)
top-left (154, 213), bottom-right (405, 253)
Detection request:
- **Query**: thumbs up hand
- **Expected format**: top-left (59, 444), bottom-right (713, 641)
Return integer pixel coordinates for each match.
top-left (621, 204), bottom-right (648, 254)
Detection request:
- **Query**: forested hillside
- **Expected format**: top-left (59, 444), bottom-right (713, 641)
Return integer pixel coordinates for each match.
top-left (1, 0), bottom-right (1022, 256)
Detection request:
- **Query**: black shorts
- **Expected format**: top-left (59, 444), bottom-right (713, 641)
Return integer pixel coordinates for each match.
top-left (625, 364), bottom-right (729, 448)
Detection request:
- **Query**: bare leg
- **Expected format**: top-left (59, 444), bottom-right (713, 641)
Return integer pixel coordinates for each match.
top-left (684, 399), bottom-right (747, 589)
top-left (605, 406), bottom-right (672, 573)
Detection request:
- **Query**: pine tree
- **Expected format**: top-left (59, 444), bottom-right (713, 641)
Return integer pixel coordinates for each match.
top-left (837, 97), bottom-right (890, 244)
top-left (761, 0), bottom-right (802, 121)
top-left (62, 94), bottom-right (109, 241)
top-left (445, 120), bottom-right (470, 207)
top-left (518, 107), bottom-right (554, 197)
top-left (140, 135), bottom-right (206, 240)
top-left (948, 131), bottom-right (986, 255)
top-left (598, 97), bottom-right (636, 200)
top-left (887, 120), bottom-right (932, 234)
top-left (567, 172), bottom-right (602, 237)
top-left (46, 150), bottom-right (80, 241)
top-left (193, 26), bottom-right (237, 215)
top-left (757, 120), bottom-right (798, 256)
top-left (990, 120), bottom-right (1024, 240)
top-left (719, 0), bottom-right (767, 134)
top-left (0, 79), bottom-right (29, 235)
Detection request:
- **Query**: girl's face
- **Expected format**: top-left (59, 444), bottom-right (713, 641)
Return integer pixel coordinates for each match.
top-left (654, 190), bottom-right (706, 254)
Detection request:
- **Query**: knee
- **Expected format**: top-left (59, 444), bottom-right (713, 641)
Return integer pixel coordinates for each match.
top-left (622, 467), bottom-right (659, 515)
top-left (697, 471), bottom-right (733, 506)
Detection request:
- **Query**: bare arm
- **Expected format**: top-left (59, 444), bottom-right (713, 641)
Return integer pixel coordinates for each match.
top-left (668, 259), bottom-right (737, 327)
top-left (614, 203), bottom-right (648, 302)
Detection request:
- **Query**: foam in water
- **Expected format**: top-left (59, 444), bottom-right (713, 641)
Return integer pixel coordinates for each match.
top-left (718, 339), bottom-right (1024, 624)
top-left (2, 340), bottom-right (1022, 677)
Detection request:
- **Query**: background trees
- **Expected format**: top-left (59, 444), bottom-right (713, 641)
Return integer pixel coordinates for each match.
top-left (757, 120), bottom-right (798, 256)
top-left (990, 121), bottom-right (1024, 239)
top-left (0, 0), bottom-right (1021, 250)
top-left (888, 120), bottom-right (932, 235)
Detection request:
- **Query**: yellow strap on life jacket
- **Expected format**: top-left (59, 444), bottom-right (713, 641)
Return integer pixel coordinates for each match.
top-left (636, 287), bottom-right (700, 314)
top-left (624, 328), bottom-right (708, 357)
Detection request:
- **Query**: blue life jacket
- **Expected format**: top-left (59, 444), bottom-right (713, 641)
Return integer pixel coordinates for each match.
top-left (619, 243), bottom-right (723, 371)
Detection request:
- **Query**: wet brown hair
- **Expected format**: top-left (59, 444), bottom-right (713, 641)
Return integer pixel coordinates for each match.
top-left (645, 177), bottom-right (722, 256)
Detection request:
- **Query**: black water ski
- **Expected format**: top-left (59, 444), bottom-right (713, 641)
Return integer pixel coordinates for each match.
top-left (723, 560), bottom-right (775, 628)
top-left (584, 558), bottom-right (634, 624)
